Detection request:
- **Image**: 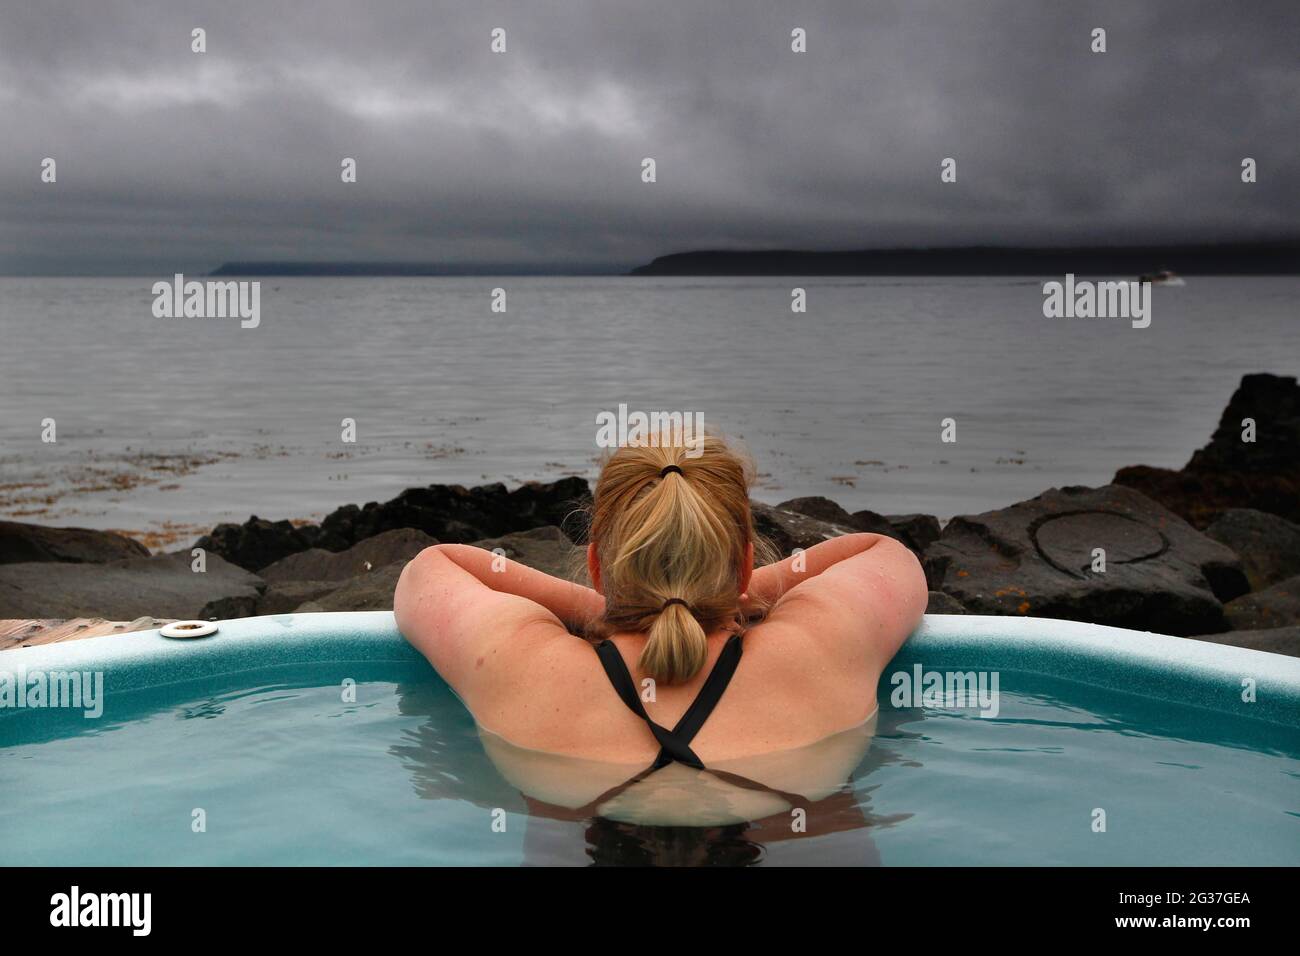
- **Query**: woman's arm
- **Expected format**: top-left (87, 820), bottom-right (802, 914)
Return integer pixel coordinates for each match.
top-left (745, 533), bottom-right (898, 610)
top-left (754, 532), bottom-right (928, 673)
top-left (394, 543), bottom-right (601, 699)
top-left (419, 543), bottom-right (604, 627)
top-left (397, 546), bottom-right (600, 629)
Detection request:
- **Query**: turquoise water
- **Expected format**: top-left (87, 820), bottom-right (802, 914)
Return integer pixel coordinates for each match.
top-left (1, 662), bottom-right (1296, 866)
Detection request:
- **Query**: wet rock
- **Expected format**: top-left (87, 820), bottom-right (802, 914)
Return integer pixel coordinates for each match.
top-left (1114, 373), bottom-right (1300, 527)
top-left (295, 526), bottom-right (584, 614)
top-left (257, 580), bottom-right (345, 616)
top-left (1204, 509), bottom-right (1300, 591)
top-left (752, 502), bottom-right (857, 557)
top-left (1189, 626), bottom-right (1300, 658)
top-left (926, 591), bottom-right (968, 614)
top-left (0, 552), bottom-right (264, 620)
top-left (469, 526), bottom-right (584, 580)
top-left (316, 477), bottom-right (591, 550)
top-left (195, 516), bottom-right (314, 573)
top-left (772, 497), bottom-right (936, 554)
top-left (260, 528), bottom-right (437, 583)
top-left (0, 520), bottom-right (149, 565)
top-left (1223, 574), bottom-right (1300, 631)
top-left (924, 484), bottom-right (1249, 636)
top-left (846, 509), bottom-right (899, 537)
top-left (295, 563), bottom-right (407, 613)
top-left (885, 514), bottom-right (943, 554)
top-left (777, 497), bottom-right (859, 526)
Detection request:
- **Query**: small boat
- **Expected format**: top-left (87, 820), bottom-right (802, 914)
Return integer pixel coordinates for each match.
top-left (1139, 269), bottom-right (1186, 286)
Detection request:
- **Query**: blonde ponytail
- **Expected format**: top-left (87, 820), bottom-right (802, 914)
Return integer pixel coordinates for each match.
top-left (588, 431), bottom-right (760, 685)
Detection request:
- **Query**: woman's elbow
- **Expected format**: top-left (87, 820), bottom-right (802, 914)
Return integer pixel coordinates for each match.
top-left (393, 546), bottom-right (446, 627)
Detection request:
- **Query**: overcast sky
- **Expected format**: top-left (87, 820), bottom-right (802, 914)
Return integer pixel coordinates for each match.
top-left (1, 0), bottom-right (1296, 274)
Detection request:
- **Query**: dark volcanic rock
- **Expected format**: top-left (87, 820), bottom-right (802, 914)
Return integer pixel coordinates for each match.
top-left (885, 514), bottom-right (943, 554)
top-left (777, 497), bottom-right (859, 526)
top-left (752, 502), bottom-right (857, 558)
top-left (1114, 373), bottom-right (1300, 527)
top-left (255, 581), bottom-right (340, 615)
top-left (1223, 574), bottom-right (1300, 631)
top-left (1204, 509), bottom-right (1300, 591)
top-left (260, 528), bottom-right (436, 583)
top-left (195, 477), bottom-right (591, 570)
top-left (1190, 626), bottom-right (1300, 658)
top-left (315, 477), bottom-right (591, 551)
top-left (295, 563), bottom-right (407, 613)
top-left (774, 497), bottom-right (900, 539)
top-left (924, 485), bottom-right (1249, 636)
top-left (850, 510), bottom-right (900, 537)
top-left (0, 552), bottom-right (264, 619)
top-left (771, 497), bottom-right (937, 555)
top-left (926, 591), bottom-right (968, 614)
top-left (0, 521), bottom-right (149, 565)
top-left (195, 516), bottom-right (314, 573)
top-left (295, 526), bottom-right (583, 614)
top-left (470, 526), bottom-right (584, 580)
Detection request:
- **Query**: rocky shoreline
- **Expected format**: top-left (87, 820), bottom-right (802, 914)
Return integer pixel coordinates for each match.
top-left (2, 373), bottom-right (1297, 657)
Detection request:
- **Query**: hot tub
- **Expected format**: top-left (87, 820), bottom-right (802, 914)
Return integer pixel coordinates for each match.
top-left (2, 612), bottom-right (1296, 866)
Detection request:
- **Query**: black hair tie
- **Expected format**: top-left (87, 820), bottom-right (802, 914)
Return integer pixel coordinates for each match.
top-left (659, 465), bottom-right (684, 478)
top-left (661, 597), bottom-right (691, 612)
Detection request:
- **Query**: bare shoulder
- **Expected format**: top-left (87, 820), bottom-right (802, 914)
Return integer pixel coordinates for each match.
top-left (758, 536), bottom-right (928, 675)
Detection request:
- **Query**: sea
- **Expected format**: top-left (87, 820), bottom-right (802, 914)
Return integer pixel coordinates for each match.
top-left (0, 275), bottom-right (1294, 548)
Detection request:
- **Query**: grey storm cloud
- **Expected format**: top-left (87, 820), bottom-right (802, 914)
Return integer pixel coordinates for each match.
top-left (1, 0), bottom-right (1297, 274)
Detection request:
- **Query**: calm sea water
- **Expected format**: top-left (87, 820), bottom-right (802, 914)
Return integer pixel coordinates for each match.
top-left (0, 276), bottom-right (1294, 545)
top-left (1, 666), bottom-right (1295, 865)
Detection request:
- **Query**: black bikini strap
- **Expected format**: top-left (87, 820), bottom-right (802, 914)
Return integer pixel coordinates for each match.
top-left (669, 633), bottom-right (744, 746)
top-left (594, 633), bottom-right (745, 770)
top-left (594, 640), bottom-right (703, 768)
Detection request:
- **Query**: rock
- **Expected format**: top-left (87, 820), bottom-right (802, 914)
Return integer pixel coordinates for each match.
top-left (469, 526), bottom-right (584, 580)
top-left (260, 528), bottom-right (437, 583)
top-left (1189, 626), bottom-right (1300, 658)
top-left (772, 498), bottom-right (937, 554)
top-left (194, 516), bottom-right (314, 573)
top-left (924, 484), bottom-right (1249, 635)
top-left (926, 591), bottom-right (968, 614)
top-left (1187, 373), bottom-right (1300, 474)
top-left (1223, 574), bottom-right (1300, 630)
top-left (294, 563), bottom-right (406, 613)
top-left (199, 592), bottom-right (260, 620)
top-left (1115, 373), bottom-right (1300, 527)
top-left (847, 509), bottom-right (899, 536)
top-left (257, 580), bottom-right (345, 615)
top-left (885, 514), bottom-right (942, 554)
top-left (296, 525), bottom-right (584, 613)
top-left (316, 477), bottom-right (591, 550)
top-left (195, 478), bottom-right (591, 570)
top-left (777, 497), bottom-right (859, 526)
top-left (0, 552), bottom-right (264, 620)
top-left (0, 520), bottom-right (149, 565)
top-left (752, 502), bottom-right (857, 558)
top-left (1204, 509), bottom-right (1300, 591)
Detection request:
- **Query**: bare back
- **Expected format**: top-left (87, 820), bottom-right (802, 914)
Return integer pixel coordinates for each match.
top-left (395, 533), bottom-right (928, 799)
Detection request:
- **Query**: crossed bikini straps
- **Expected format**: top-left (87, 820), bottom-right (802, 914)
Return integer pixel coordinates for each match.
top-left (569, 632), bottom-right (811, 816)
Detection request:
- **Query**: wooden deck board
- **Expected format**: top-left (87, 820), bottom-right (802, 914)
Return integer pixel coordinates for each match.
top-left (1, 617), bottom-right (174, 651)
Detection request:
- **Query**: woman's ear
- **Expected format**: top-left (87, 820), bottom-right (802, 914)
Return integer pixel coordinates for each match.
top-left (738, 539), bottom-right (754, 596)
top-left (587, 541), bottom-right (603, 594)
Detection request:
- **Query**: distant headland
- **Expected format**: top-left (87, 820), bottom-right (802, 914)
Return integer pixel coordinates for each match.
top-left (628, 241), bottom-right (1300, 277)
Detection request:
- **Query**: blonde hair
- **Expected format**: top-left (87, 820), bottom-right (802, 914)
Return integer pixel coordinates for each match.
top-left (587, 431), bottom-right (763, 685)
